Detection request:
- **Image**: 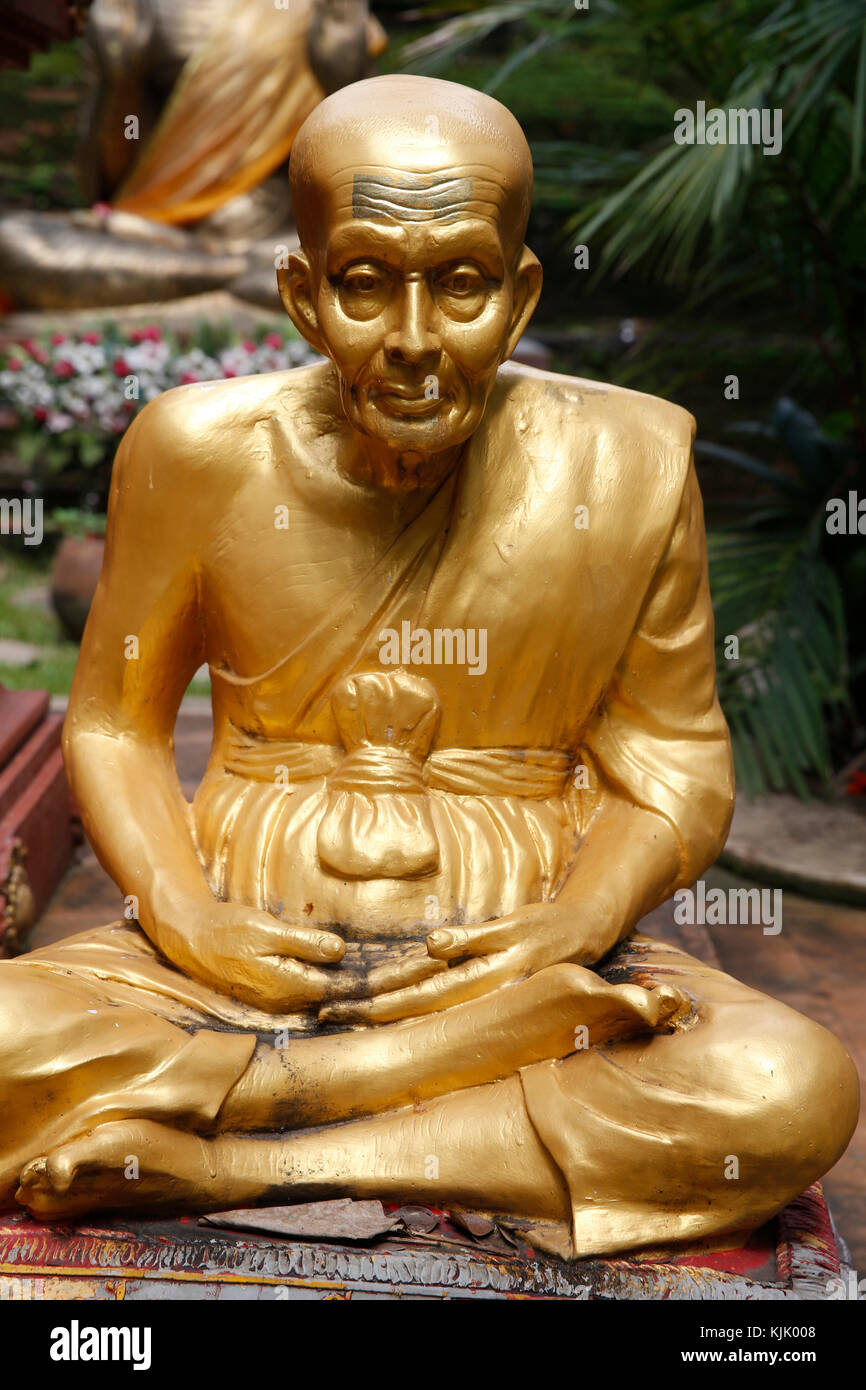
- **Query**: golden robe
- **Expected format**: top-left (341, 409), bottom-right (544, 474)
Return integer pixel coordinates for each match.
top-left (0, 364), bottom-right (857, 1254)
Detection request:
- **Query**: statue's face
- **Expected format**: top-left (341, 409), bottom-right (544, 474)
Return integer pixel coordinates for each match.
top-left (285, 162), bottom-right (539, 458)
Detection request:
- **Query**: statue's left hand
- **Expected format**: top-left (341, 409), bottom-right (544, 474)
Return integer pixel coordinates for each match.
top-left (318, 900), bottom-right (613, 1024)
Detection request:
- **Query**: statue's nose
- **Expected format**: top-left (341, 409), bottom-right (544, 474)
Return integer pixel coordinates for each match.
top-left (384, 278), bottom-right (440, 365)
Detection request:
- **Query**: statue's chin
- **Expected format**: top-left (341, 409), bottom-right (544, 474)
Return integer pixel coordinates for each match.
top-left (350, 397), bottom-right (480, 460)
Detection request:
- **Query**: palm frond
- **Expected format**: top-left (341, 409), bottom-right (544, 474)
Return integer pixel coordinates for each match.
top-left (710, 531), bottom-right (849, 797)
top-left (402, 2), bottom-right (560, 73)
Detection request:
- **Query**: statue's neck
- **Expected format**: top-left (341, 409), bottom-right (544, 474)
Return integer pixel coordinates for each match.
top-left (339, 433), bottom-right (466, 495)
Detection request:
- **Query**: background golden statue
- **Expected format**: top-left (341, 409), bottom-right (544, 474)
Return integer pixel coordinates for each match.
top-left (0, 0), bottom-right (386, 309)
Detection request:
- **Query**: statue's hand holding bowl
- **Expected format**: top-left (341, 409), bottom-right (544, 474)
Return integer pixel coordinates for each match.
top-left (156, 898), bottom-right (347, 1014)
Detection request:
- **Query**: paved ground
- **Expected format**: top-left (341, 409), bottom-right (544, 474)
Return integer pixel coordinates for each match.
top-left (722, 792), bottom-right (866, 904)
top-left (26, 707), bottom-right (866, 1273)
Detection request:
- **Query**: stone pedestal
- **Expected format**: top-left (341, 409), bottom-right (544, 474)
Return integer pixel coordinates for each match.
top-left (0, 1184), bottom-right (847, 1301)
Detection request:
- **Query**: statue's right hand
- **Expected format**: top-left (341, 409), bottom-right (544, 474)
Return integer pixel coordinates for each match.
top-left (155, 900), bottom-right (346, 1014)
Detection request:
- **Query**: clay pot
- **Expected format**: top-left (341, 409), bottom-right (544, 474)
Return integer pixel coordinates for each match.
top-left (50, 534), bottom-right (105, 641)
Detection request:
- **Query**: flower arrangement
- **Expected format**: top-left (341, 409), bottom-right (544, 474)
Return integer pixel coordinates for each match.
top-left (0, 321), bottom-right (318, 483)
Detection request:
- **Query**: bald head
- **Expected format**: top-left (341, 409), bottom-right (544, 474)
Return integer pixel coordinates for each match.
top-left (280, 76), bottom-right (542, 461)
top-left (290, 74), bottom-right (534, 265)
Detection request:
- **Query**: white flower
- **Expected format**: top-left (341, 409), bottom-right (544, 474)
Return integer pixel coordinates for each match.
top-left (46, 410), bottom-right (75, 432)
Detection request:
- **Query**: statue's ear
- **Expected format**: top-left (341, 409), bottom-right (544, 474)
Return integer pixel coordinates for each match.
top-left (503, 246), bottom-right (543, 363)
top-left (277, 252), bottom-right (328, 356)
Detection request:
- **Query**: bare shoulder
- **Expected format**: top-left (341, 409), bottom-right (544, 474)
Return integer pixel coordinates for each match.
top-left (113, 361), bottom-right (330, 493)
top-left (494, 360), bottom-right (696, 463)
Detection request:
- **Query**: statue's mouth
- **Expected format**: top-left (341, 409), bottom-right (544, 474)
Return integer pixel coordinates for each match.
top-left (374, 388), bottom-right (444, 418)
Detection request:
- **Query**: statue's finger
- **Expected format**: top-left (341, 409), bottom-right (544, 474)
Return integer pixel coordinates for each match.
top-left (264, 955), bottom-right (341, 998)
top-left (363, 951), bottom-right (450, 995)
top-left (319, 956), bottom-right (503, 1024)
top-left (426, 923), bottom-right (502, 959)
top-left (314, 944), bottom-right (445, 1002)
top-left (264, 923), bottom-right (346, 963)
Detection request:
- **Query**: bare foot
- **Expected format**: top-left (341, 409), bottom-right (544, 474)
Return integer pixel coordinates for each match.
top-left (15, 1119), bottom-right (265, 1221)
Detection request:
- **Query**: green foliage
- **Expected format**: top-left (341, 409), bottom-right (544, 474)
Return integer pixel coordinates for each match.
top-left (0, 548), bottom-right (79, 694)
top-left (0, 45), bottom-right (85, 209)
top-left (47, 509), bottom-right (107, 538)
top-left (705, 398), bottom-right (863, 797)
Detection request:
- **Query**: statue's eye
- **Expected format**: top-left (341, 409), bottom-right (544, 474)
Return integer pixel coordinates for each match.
top-left (343, 267), bottom-right (383, 294)
top-left (439, 267), bottom-right (483, 296)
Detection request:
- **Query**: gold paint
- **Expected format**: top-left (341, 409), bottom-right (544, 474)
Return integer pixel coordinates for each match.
top-left (0, 76), bottom-right (857, 1258)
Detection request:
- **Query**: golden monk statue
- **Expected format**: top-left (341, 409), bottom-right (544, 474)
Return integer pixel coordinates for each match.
top-left (0, 76), bottom-right (857, 1259)
top-left (0, 0), bottom-right (386, 309)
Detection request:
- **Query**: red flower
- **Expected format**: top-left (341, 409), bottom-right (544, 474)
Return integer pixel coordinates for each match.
top-left (112, 357), bottom-right (130, 377)
top-left (31, 347), bottom-right (48, 365)
top-left (180, 372), bottom-right (199, 384)
top-left (131, 324), bottom-right (161, 343)
top-left (54, 360), bottom-right (75, 378)
top-left (223, 369), bottom-right (236, 378)
top-left (847, 771), bottom-right (866, 797)
top-left (263, 332), bottom-right (282, 349)
top-left (6, 356), bottom-right (22, 371)
top-left (33, 406), bottom-right (47, 421)
top-left (242, 338), bottom-right (257, 353)
top-left (51, 332), bottom-right (66, 346)
top-left (81, 330), bottom-right (101, 345)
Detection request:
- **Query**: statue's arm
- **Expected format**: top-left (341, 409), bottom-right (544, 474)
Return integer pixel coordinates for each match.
top-left (63, 404), bottom-right (212, 945)
top-left (63, 399), bottom-right (344, 1009)
top-left (551, 455), bottom-right (735, 954)
top-left (329, 455), bottom-right (734, 1023)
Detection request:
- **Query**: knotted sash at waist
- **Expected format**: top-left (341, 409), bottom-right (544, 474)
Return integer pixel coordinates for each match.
top-left (218, 673), bottom-right (573, 880)
top-left (222, 727), bottom-right (575, 800)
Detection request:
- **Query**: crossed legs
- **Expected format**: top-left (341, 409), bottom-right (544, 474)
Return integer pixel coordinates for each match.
top-left (1, 937), bottom-right (858, 1258)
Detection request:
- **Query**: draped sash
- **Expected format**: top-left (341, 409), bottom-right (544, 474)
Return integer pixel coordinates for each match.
top-left (210, 463), bottom-right (461, 735)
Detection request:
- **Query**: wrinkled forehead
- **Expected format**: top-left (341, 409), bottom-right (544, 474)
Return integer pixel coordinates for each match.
top-left (332, 163), bottom-right (511, 267)
top-left (293, 127), bottom-right (529, 269)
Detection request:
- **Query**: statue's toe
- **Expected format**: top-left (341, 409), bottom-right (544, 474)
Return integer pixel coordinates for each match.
top-left (17, 1154), bottom-right (50, 1193)
top-left (15, 1124), bottom-right (129, 1218)
top-left (15, 1152), bottom-right (78, 1218)
top-left (651, 981), bottom-right (694, 1027)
